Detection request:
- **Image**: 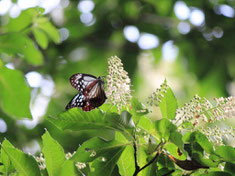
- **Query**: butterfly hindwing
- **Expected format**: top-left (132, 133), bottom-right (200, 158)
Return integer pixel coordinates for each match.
top-left (66, 74), bottom-right (107, 111)
top-left (65, 93), bottom-right (85, 110)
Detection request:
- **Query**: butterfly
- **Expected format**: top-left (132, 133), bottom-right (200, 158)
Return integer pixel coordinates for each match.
top-left (65, 73), bottom-right (107, 111)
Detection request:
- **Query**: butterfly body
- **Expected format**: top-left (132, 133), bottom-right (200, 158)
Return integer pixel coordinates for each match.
top-left (66, 74), bottom-right (107, 111)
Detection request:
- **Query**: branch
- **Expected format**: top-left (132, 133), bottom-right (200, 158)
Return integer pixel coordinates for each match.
top-left (133, 141), bottom-right (162, 176)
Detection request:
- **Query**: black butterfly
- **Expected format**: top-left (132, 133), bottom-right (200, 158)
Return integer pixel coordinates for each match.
top-left (65, 73), bottom-right (107, 111)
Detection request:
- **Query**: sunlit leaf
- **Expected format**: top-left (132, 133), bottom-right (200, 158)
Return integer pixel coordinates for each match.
top-left (215, 146), bottom-right (235, 162)
top-left (159, 87), bottom-right (178, 120)
top-left (72, 137), bottom-right (128, 163)
top-left (42, 131), bottom-right (65, 176)
top-left (0, 66), bottom-right (31, 118)
top-left (1, 140), bottom-right (13, 175)
top-left (0, 33), bottom-right (43, 66)
top-left (1, 139), bottom-right (40, 176)
top-left (37, 19), bottom-right (60, 44)
top-left (6, 7), bottom-right (44, 32)
top-left (155, 119), bottom-right (177, 140)
top-left (32, 28), bottom-right (49, 49)
top-left (198, 171), bottom-right (232, 176)
top-left (60, 160), bottom-right (82, 176)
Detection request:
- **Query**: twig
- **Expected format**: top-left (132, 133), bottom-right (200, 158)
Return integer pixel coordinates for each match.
top-left (133, 141), bottom-right (162, 176)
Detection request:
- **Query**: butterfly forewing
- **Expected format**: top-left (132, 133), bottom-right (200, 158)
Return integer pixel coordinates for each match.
top-left (66, 74), bottom-right (107, 111)
top-left (70, 73), bottom-right (97, 93)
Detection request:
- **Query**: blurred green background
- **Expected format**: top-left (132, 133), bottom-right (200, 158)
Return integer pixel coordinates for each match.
top-left (0, 0), bottom-right (235, 153)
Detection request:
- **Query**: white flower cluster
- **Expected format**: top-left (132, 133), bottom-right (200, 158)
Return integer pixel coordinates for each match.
top-left (147, 80), bottom-right (168, 107)
top-left (174, 95), bottom-right (235, 145)
top-left (34, 153), bottom-right (46, 170)
top-left (201, 126), bottom-right (235, 146)
top-left (106, 56), bottom-right (132, 112)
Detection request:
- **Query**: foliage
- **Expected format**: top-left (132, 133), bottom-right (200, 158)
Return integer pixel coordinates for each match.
top-left (0, 1), bottom-right (235, 176)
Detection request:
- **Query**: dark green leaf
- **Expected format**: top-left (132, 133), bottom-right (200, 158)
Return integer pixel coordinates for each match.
top-left (90, 146), bottom-right (125, 176)
top-left (159, 87), bottom-right (178, 120)
top-left (72, 137), bottom-right (127, 163)
top-left (0, 33), bottom-right (43, 66)
top-left (224, 162), bottom-right (235, 175)
top-left (215, 146), bottom-right (235, 162)
top-left (42, 131), bottom-right (65, 176)
top-left (1, 139), bottom-right (40, 176)
top-left (32, 28), bottom-right (49, 49)
top-left (0, 66), bottom-right (31, 118)
top-left (192, 152), bottom-right (218, 167)
top-left (199, 171), bottom-right (232, 176)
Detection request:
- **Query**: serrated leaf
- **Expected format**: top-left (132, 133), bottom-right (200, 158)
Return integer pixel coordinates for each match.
top-left (215, 146), bottom-right (235, 162)
top-left (159, 87), bottom-right (178, 120)
top-left (0, 33), bottom-right (43, 66)
top-left (46, 108), bottom-right (132, 141)
top-left (32, 28), bottom-right (48, 49)
top-left (42, 131), bottom-right (65, 176)
top-left (0, 66), bottom-right (31, 118)
top-left (72, 137), bottom-right (128, 163)
top-left (1, 139), bottom-right (40, 176)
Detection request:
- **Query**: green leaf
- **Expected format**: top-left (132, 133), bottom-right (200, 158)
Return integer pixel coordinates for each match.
top-left (1, 140), bottom-right (12, 175)
top-left (215, 146), bottom-right (235, 162)
top-left (60, 160), bottom-right (82, 176)
top-left (117, 145), bottom-right (135, 176)
top-left (138, 116), bottom-right (155, 135)
top-left (6, 7), bottom-right (44, 32)
top-left (192, 152), bottom-right (218, 167)
top-left (131, 98), bottom-right (149, 123)
top-left (0, 66), bottom-right (31, 118)
top-left (37, 19), bottom-right (60, 43)
top-left (224, 162), bottom-right (235, 175)
top-left (159, 87), bottom-right (178, 120)
top-left (32, 28), bottom-right (49, 49)
top-left (72, 137), bottom-right (128, 163)
top-left (47, 108), bottom-right (133, 141)
top-left (0, 33), bottom-right (43, 66)
top-left (1, 139), bottom-right (40, 176)
top-left (195, 132), bottom-right (214, 154)
top-left (90, 146), bottom-right (125, 176)
top-left (42, 131), bottom-right (65, 176)
top-left (155, 119), bottom-right (177, 140)
top-left (199, 171), bottom-right (232, 176)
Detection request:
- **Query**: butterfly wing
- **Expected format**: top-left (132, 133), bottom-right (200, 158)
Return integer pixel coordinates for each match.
top-left (70, 73), bottom-right (97, 93)
top-left (65, 93), bottom-right (85, 110)
top-left (82, 78), bottom-right (107, 111)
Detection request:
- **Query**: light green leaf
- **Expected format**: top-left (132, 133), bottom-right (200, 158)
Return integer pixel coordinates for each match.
top-left (159, 87), bottom-right (178, 120)
top-left (0, 33), bottom-right (43, 66)
top-left (215, 146), bottom-right (235, 162)
top-left (1, 140), bottom-right (12, 175)
top-left (60, 160), bottom-right (82, 176)
top-left (42, 131), bottom-right (65, 176)
top-left (72, 137), bottom-right (128, 163)
top-left (1, 139), bottom-right (40, 176)
top-left (37, 19), bottom-right (60, 44)
top-left (0, 66), bottom-right (31, 118)
top-left (6, 7), bottom-right (44, 32)
top-left (155, 119), bottom-right (177, 140)
top-left (117, 145), bottom-right (135, 176)
top-left (138, 116), bottom-right (154, 134)
top-left (32, 28), bottom-right (48, 49)
top-left (46, 108), bottom-right (133, 141)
